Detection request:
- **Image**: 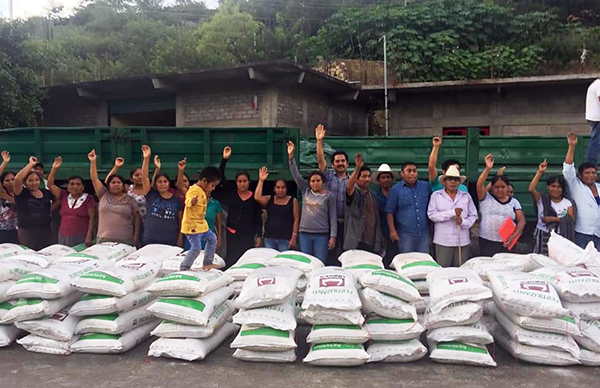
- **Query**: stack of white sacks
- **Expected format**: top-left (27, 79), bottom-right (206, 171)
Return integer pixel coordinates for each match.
top-left (159, 249), bottom-right (227, 277)
top-left (231, 254), bottom-right (309, 363)
top-left (146, 262), bottom-right (234, 361)
top-left (0, 243), bottom-right (130, 354)
top-left (67, 244), bottom-right (171, 354)
top-left (224, 248), bottom-right (280, 295)
top-left (424, 267), bottom-right (496, 367)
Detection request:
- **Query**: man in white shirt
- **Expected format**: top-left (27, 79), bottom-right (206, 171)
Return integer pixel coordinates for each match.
top-left (563, 132), bottom-right (600, 249)
top-left (585, 79), bottom-right (600, 165)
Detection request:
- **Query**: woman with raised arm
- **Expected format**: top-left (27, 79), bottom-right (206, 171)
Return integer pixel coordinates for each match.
top-left (0, 151), bottom-right (18, 243)
top-left (89, 149), bottom-right (140, 246)
top-left (212, 146), bottom-right (262, 267)
top-left (13, 156), bottom-right (56, 249)
top-left (529, 159), bottom-right (576, 254)
top-left (255, 166), bottom-right (299, 251)
top-left (47, 156), bottom-right (96, 247)
top-left (139, 153), bottom-right (183, 246)
top-left (476, 153), bottom-right (526, 256)
top-left (287, 141), bottom-right (336, 263)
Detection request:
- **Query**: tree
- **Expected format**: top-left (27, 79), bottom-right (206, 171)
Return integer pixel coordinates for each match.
top-left (0, 22), bottom-right (46, 129)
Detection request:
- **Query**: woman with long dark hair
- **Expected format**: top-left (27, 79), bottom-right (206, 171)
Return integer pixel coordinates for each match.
top-left (529, 159), bottom-right (576, 254)
top-left (0, 151), bottom-right (18, 243)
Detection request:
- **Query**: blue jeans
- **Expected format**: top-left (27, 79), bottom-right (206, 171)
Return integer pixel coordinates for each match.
top-left (299, 232), bottom-right (329, 263)
top-left (396, 231), bottom-right (430, 254)
top-left (264, 238), bottom-right (289, 252)
top-left (588, 121), bottom-right (600, 165)
top-left (575, 232), bottom-right (600, 250)
top-left (180, 230), bottom-right (217, 270)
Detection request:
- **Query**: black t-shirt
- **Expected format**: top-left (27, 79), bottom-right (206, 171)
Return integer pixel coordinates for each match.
top-left (15, 188), bottom-right (53, 229)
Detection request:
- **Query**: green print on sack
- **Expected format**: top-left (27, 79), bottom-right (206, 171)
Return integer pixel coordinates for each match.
top-left (274, 254), bottom-right (311, 264)
top-left (312, 343), bottom-right (362, 351)
top-left (371, 270), bottom-right (417, 289)
top-left (233, 263), bottom-right (266, 270)
top-left (368, 318), bottom-right (415, 324)
top-left (80, 294), bottom-right (111, 301)
top-left (14, 299), bottom-right (43, 307)
top-left (346, 264), bottom-right (381, 270)
top-left (79, 271), bottom-right (124, 285)
top-left (80, 333), bottom-right (121, 341)
top-left (312, 325), bottom-right (361, 331)
top-left (437, 342), bottom-right (488, 354)
top-left (81, 313), bottom-right (119, 321)
top-left (156, 274), bottom-right (200, 283)
top-left (158, 299), bottom-right (205, 312)
top-left (401, 261), bottom-right (441, 270)
top-left (16, 275), bottom-right (59, 285)
top-left (240, 327), bottom-right (290, 338)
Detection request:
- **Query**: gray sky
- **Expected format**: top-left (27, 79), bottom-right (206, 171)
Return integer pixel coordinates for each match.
top-left (0, 0), bottom-right (219, 19)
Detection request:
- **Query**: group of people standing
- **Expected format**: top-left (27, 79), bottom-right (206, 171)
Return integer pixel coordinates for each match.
top-left (0, 123), bottom-right (597, 270)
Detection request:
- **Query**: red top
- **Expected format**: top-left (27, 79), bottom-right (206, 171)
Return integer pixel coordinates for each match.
top-left (59, 191), bottom-right (97, 237)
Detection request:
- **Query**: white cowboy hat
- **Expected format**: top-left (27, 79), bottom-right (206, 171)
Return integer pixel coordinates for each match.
top-left (372, 164), bottom-right (397, 181)
top-left (439, 164), bottom-right (466, 184)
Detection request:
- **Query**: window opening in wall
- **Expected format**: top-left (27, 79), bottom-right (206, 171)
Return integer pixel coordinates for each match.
top-left (443, 127), bottom-right (490, 136)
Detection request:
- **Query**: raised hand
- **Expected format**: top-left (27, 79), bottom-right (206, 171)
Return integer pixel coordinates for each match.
top-left (1, 151), bottom-right (10, 164)
top-left (52, 156), bottom-right (63, 169)
top-left (29, 156), bottom-right (38, 166)
top-left (567, 132), bottom-right (578, 147)
top-left (497, 166), bottom-right (506, 176)
top-left (484, 153), bottom-right (494, 170)
top-left (142, 145), bottom-right (151, 159)
top-left (355, 153), bottom-right (364, 169)
top-left (432, 136), bottom-right (442, 147)
top-left (287, 141), bottom-right (295, 159)
top-left (223, 146), bottom-right (232, 160)
top-left (538, 159), bottom-right (548, 173)
top-left (154, 155), bottom-right (161, 169)
top-left (315, 124), bottom-right (326, 141)
top-left (178, 157), bottom-right (187, 171)
top-left (88, 149), bottom-right (96, 162)
top-left (258, 166), bottom-right (269, 181)
top-left (114, 157), bottom-right (124, 167)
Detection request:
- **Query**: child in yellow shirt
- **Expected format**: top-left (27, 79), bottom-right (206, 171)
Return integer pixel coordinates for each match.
top-left (179, 166), bottom-right (221, 271)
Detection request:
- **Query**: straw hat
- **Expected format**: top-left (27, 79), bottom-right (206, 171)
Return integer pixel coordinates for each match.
top-left (372, 164), bottom-right (397, 181)
top-left (439, 164), bottom-right (466, 184)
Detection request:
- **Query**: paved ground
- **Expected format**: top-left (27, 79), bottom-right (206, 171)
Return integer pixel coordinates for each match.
top-left (1, 325), bottom-right (599, 388)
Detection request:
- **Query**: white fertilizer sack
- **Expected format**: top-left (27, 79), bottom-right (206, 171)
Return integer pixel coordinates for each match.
top-left (147, 270), bottom-right (231, 297)
top-left (151, 301), bottom-right (234, 338)
top-left (413, 296), bottom-right (430, 314)
top-left (230, 325), bottom-right (296, 351)
top-left (576, 320), bottom-right (600, 353)
top-left (69, 290), bottom-right (155, 316)
top-left (233, 295), bottom-right (297, 331)
top-left (267, 251), bottom-right (324, 273)
top-left (306, 324), bottom-right (370, 345)
top-left (338, 250), bottom-right (384, 269)
top-left (424, 302), bottom-right (484, 330)
top-left (70, 320), bottom-right (158, 354)
top-left (79, 242), bottom-right (136, 262)
top-left (0, 243), bottom-right (29, 259)
top-left (427, 320), bottom-right (493, 345)
top-left (232, 348), bottom-right (297, 363)
top-left (17, 334), bottom-right (78, 355)
top-left (130, 244), bottom-right (183, 262)
top-left (547, 231), bottom-right (588, 266)
top-left (75, 303), bottom-right (155, 335)
top-left (7, 262), bottom-right (104, 299)
top-left (563, 301), bottom-right (600, 320)
top-left (461, 256), bottom-right (530, 281)
top-left (580, 347), bottom-right (600, 366)
top-left (488, 271), bottom-right (569, 318)
top-left (147, 286), bottom-right (233, 326)
top-left (367, 339), bottom-right (427, 363)
top-left (0, 281), bottom-right (14, 302)
top-left (429, 341), bottom-right (496, 367)
top-left (427, 268), bottom-right (492, 314)
top-left (0, 300), bottom-right (15, 321)
top-left (302, 267), bottom-right (361, 311)
top-left (533, 267), bottom-right (600, 303)
top-left (360, 287), bottom-right (417, 320)
top-left (236, 266), bottom-right (302, 309)
top-left (1, 292), bottom-right (81, 324)
top-left (0, 257), bottom-right (44, 282)
top-left (38, 244), bottom-right (77, 258)
top-left (148, 322), bottom-right (236, 361)
top-left (238, 248), bottom-right (280, 262)
top-left (303, 343), bottom-right (369, 366)
top-left (359, 270), bottom-right (421, 302)
top-left (0, 324), bottom-right (21, 347)
top-left (224, 259), bottom-right (268, 281)
top-left (391, 253), bottom-right (440, 280)
top-left (159, 251), bottom-right (226, 275)
top-left (15, 309), bottom-right (79, 341)
top-left (298, 308), bottom-right (364, 326)
top-left (365, 315), bottom-right (424, 341)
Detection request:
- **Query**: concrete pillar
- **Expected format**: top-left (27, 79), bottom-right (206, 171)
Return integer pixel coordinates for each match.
top-left (261, 88), bottom-right (278, 127)
top-left (97, 100), bottom-right (109, 126)
top-left (175, 93), bottom-right (185, 127)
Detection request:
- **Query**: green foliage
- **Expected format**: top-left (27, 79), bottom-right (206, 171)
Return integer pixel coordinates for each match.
top-left (0, 22), bottom-right (46, 129)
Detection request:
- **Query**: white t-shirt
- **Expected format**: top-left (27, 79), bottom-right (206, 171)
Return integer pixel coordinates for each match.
top-left (586, 79), bottom-right (600, 121)
top-left (535, 197), bottom-right (572, 233)
top-left (479, 192), bottom-right (523, 242)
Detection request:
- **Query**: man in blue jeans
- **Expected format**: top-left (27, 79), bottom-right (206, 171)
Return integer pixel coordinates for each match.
top-left (586, 78), bottom-right (600, 165)
top-left (385, 161), bottom-right (432, 253)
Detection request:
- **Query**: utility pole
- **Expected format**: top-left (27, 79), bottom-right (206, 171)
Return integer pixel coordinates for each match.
top-left (383, 34), bottom-right (389, 137)
top-left (9, 0), bottom-right (14, 20)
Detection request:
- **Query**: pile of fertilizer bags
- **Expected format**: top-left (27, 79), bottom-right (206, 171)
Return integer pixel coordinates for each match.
top-left (0, 243), bottom-right (141, 354)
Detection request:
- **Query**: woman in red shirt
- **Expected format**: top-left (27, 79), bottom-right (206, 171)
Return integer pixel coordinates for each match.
top-left (48, 156), bottom-right (97, 247)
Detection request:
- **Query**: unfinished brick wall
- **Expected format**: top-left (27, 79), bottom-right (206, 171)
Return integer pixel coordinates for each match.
top-left (42, 91), bottom-right (108, 127)
top-left (178, 88), bottom-right (263, 126)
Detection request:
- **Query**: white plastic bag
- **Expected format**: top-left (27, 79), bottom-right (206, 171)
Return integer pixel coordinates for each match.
top-left (461, 255), bottom-right (530, 281)
top-left (1, 292), bottom-right (81, 323)
top-left (17, 334), bottom-right (78, 355)
top-left (70, 320), bottom-right (158, 354)
top-left (367, 339), bottom-right (427, 363)
top-left (364, 315), bottom-right (424, 341)
top-left (429, 341), bottom-right (496, 367)
top-left (147, 286), bottom-right (233, 326)
top-left (486, 302), bottom-right (580, 337)
top-left (236, 266), bottom-right (302, 309)
top-left (488, 271), bottom-right (569, 318)
top-left (267, 251), bottom-right (324, 273)
top-left (424, 302), bottom-right (484, 330)
top-left (533, 267), bottom-right (600, 303)
top-left (338, 250), bottom-right (384, 270)
top-left (548, 231), bottom-right (588, 266)
top-left (147, 270), bottom-right (232, 297)
top-left (302, 267), bottom-right (361, 311)
top-left (74, 303), bottom-right (155, 335)
top-left (233, 295), bottom-right (296, 331)
top-left (359, 269), bottom-right (421, 302)
top-left (69, 290), bottom-right (155, 316)
top-left (391, 253), bottom-right (440, 279)
top-left (303, 343), bottom-right (369, 366)
top-left (230, 325), bottom-right (296, 351)
top-left (232, 348), bottom-right (296, 363)
top-left (15, 309), bottom-right (79, 341)
top-left (151, 301), bottom-right (234, 338)
top-left (148, 322), bottom-right (236, 361)
top-left (0, 324), bottom-right (20, 347)
top-left (427, 268), bottom-right (492, 314)
top-left (427, 320), bottom-right (493, 345)
top-left (298, 307), bottom-right (364, 326)
top-left (360, 287), bottom-right (417, 320)
top-left (306, 324), bottom-right (370, 344)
